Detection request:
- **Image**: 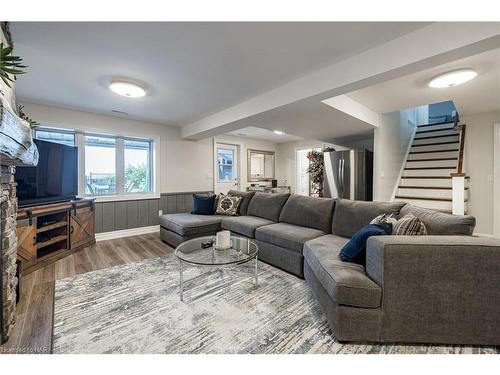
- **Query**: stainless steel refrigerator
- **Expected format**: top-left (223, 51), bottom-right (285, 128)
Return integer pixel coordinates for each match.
top-left (323, 149), bottom-right (373, 200)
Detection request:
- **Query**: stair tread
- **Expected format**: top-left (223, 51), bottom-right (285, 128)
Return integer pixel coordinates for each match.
top-left (404, 166), bottom-right (456, 170)
top-left (413, 134), bottom-right (459, 141)
top-left (401, 176), bottom-right (470, 179)
top-left (409, 149), bottom-right (459, 154)
top-left (411, 141), bottom-right (459, 147)
top-left (395, 195), bottom-right (466, 202)
top-left (416, 127), bottom-right (455, 134)
top-left (398, 185), bottom-right (469, 190)
top-left (406, 157), bottom-right (458, 162)
top-left (418, 121), bottom-right (455, 128)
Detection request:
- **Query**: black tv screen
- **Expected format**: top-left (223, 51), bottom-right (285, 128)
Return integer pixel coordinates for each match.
top-left (16, 139), bottom-right (78, 207)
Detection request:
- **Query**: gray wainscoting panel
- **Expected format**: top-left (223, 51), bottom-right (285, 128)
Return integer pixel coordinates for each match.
top-left (137, 200), bottom-right (149, 227)
top-left (94, 202), bottom-right (103, 233)
top-left (166, 195), bottom-right (176, 214)
top-left (148, 200), bottom-right (159, 226)
top-left (126, 200), bottom-right (139, 229)
top-left (94, 191), bottom-right (212, 233)
top-left (101, 202), bottom-right (116, 233)
top-left (114, 201), bottom-right (128, 231)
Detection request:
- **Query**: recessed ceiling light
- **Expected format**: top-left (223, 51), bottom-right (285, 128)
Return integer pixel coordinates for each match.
top-left (428, 69), bottom-right (477, 88)
top-left (109, 81), bottom-right (146, 98)
top-left (273, 130), bottom-right (284, 135)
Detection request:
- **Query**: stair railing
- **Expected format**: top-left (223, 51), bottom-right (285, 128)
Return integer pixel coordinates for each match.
top-left (450, 120), bottom-right (467, 215)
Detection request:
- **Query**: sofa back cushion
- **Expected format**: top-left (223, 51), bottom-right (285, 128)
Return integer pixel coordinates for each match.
top-left (400, 204), bottom-right (476, 235)
top-left (247, 192), bottom-right (290, 222)
top-left (279, 194), bottom-right (335, 233)
top-left (332, 199), bottom-right (406, 238)
top-left (228, 190), bottom-right (255, 216)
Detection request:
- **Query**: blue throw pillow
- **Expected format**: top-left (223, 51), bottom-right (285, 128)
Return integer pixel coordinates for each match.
top-left (340, 223), bottom-right (392, 265)
top-left (191, 194), bottom-right (216, 215)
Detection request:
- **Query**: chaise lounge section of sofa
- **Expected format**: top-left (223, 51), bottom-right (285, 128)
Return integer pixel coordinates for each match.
top-left (159, 191), bottom-right (500, 346)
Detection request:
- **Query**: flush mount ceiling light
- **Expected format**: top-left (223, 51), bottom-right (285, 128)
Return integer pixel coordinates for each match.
top-left (109, 81), bottom-right (146, 98)
top-left (428, 69), bottom-right (478, 88)
top-left (273, 130), bottom-right (284, 135)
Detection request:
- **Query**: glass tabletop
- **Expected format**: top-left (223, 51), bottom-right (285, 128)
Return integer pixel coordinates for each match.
top-left (174, 235), bottom-right (258, 266)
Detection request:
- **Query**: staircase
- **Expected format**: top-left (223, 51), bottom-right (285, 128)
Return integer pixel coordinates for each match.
top-left (395, 120), bottom-right (468, 214)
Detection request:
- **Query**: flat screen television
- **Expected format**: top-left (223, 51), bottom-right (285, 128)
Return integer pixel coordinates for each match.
top-left (16, 139), bottom-right (78, 208)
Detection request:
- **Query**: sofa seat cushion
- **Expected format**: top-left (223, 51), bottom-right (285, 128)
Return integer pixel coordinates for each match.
top-left (221, 215), bottom-right (274, 238)
top-left (255, 223), bottom-right (325, 253)
top-left (304, 234), bottom-right (382, 308)
top-left (159, 213), bottom-right (223, 236)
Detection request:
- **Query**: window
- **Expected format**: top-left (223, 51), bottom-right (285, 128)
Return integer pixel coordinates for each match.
top-left (35, 126), bottom-right (156, 198)
top-left (35, 128), bottom-right (75, 146)
top-left (124, 139), bottom-right (152, 193)
top-left (85, 135), bottom-right (116, 195)
top-left (217, 148), bottom-right (234, 181)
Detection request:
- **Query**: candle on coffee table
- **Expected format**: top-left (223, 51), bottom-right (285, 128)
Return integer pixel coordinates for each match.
top-left (216, 230), bottom-right (231, 249)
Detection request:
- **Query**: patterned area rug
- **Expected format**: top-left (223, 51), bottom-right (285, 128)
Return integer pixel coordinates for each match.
top-left (53, 255), bottom-right (498, 354)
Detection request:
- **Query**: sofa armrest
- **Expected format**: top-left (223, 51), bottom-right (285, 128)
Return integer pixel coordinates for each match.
top-left (365, 235), bottom-right (500, 344)
top-left (366, 235), bottom-right (500, 287)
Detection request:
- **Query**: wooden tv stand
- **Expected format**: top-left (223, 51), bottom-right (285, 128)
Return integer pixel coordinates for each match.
top-left (16, 198), bottom-right (96, 275)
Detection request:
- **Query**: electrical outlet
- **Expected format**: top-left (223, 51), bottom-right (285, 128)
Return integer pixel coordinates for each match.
top-left (158, 209), bottom-right (163, 216)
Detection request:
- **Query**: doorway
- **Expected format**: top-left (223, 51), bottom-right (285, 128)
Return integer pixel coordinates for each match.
top-left (214, 142), bottom-right (240, 194)
top-left (494, 124), bottom-right (500, 238)
top-left (296, 147), bottom-right (321, 196)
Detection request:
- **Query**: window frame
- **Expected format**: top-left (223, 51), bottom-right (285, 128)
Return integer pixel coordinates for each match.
top-left (123, 137), bottom-right (154, 195)
top-left (34, 126), bottom-right (158, 202)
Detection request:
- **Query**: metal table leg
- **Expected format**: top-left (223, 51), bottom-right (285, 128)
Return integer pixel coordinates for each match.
top-left (254, 255), bottom-right (258, 288)
top-left (179, 260), bottom-right (184, 301)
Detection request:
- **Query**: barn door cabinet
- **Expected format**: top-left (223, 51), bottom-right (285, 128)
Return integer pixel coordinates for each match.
top-left (16, 198), bottom-right (96, 274)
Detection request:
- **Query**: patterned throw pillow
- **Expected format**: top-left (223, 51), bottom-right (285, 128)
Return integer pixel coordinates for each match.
top-left (370, 212), bottom-right (399, 226)
top-left (392, 214), bottom-right (428, 235)
top-left (215, 194), bottom-right (242, 216)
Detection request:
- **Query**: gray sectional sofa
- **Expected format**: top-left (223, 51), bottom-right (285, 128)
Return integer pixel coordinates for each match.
top-left (159, 191), bottom-right (500, 346)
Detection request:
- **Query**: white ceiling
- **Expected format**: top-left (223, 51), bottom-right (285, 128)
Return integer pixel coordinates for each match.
top-left (12, 22), bottom-right (427, 126)
top-left (224, 98), bottom-right (377, 144)
top-left (348, 47), bottom-right (500, 116)
top-left (226, 127), bottom-right (303, 143)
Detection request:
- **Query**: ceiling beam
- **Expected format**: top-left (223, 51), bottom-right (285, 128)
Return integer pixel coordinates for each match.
top-left (181, 22), bottom-right (500, 140)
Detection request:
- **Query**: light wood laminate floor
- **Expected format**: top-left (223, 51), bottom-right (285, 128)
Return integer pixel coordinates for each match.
top-left (0, 232), bottom-right (172, 354)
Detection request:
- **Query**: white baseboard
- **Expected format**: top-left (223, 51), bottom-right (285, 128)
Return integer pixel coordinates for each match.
top-left (473, 232), bottom-right (494, 238)
top-left (96, 225), bottom-right (160, 241)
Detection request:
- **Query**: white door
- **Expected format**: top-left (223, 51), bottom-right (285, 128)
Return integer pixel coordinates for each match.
top-left (215, 143), bottom-right (239, 194)
top-left (296, 149), bottom-right (311, 196)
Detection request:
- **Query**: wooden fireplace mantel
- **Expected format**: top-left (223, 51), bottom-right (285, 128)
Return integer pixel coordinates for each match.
top-left (0, 100), bottom-right (39, 167)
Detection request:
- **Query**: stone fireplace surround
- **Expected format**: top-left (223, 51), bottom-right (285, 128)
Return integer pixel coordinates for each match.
top-left (1, 164), bottom-right (18, 343)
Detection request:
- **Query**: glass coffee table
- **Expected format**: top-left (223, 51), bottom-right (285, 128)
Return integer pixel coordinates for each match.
top-left (174, 235), bottom-right (259, 301)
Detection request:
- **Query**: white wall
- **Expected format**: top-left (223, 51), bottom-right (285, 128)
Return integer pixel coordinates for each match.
top-left (275, 139), bottom-right (348, 194)
top-left (373, 105), bottom-right (428, 201)
top-left (20, 102), bottom-right (276, 194)
top-left (461, 110), bottom-right (500, 235)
